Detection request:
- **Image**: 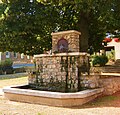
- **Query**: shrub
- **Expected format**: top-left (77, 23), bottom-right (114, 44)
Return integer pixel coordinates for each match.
top-left (107, 49), bottom-right (115, 61)
top-left (3, 59), bottom-right (13, 67)
top-left (92, 55), bottom-right (108, 66)
top-left (0, 59), bottom-right (13, 74)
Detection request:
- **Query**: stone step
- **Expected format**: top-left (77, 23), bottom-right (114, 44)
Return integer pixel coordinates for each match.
top-left (101, 72), bottom-right (120, 76)
top-left (114, 59), bottom-right (120, 65)
top-left (102, 66), bottom-right (120, 73)
top-left (102, 70), bottom-right (120, 73)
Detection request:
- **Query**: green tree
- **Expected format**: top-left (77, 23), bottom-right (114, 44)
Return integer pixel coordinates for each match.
top-left (0, 0), bottom-right (58, 55)
top-left (0, 0), bottom-right (120, 55)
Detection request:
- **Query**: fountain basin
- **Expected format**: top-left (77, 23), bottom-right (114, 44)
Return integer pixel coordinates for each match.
top-left (3, 85), bottom-right (103, 107)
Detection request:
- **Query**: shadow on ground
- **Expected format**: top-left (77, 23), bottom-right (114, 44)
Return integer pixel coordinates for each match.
top-left (68, 91), bottom-right (120, 109)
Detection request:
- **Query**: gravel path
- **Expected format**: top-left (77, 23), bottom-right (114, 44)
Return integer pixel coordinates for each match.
top-left (0, 93), bottom-right (120, 115)
top-left (0, 75), bottom-right (120, 115)
top-left (0, 96), bottom-right (120, 115)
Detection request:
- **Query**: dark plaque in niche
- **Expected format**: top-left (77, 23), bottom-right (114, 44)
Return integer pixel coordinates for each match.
top-left (57, 38), bottom-right (68, 52)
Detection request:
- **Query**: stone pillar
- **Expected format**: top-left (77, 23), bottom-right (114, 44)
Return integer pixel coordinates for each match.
top-left (51, 30), bottom-right (81, 53)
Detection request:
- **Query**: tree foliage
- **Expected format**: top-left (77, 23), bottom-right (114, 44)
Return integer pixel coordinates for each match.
top-left (0, 0), bottom-right (120, 55)
top-left (0, 0), bottom-right (58, 55)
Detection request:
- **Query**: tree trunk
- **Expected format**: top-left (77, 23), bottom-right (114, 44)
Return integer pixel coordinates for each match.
top-left (78, 16), bottom-right (89, 52)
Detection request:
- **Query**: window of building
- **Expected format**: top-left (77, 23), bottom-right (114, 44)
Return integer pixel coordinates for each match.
top-left (21, 53), bottom-right (24, 59)
top-left (14, 52), bottom-right (17, 58)
top-left (27, 55), bottom-right (30, 59)
top-left (6, 51), bottom-right (10, 58)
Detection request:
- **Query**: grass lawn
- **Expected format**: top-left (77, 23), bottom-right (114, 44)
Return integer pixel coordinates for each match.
top-left (0, 76), bottom-right (28, 88)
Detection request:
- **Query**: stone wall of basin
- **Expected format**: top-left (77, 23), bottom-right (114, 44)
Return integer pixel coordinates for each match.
top-left (99, 76), bottom-right (120, 95)
top-left (29, 52), bottom-right (89, 92)
top-left (29, 52), bottom-right (120, 95)
top-left (29, 72), bottom-right (120, 95)
top-left (80, 75), bottom-right (120, 95)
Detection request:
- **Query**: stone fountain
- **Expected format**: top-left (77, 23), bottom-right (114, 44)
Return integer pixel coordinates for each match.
top-left (3, 30), bottom-right (103, 107)
top-left (29, 30), bottom-right (90, 92)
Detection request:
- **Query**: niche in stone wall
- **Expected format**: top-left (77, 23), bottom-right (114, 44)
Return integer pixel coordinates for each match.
top-left (57, 38), bottom-right (68, 53)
